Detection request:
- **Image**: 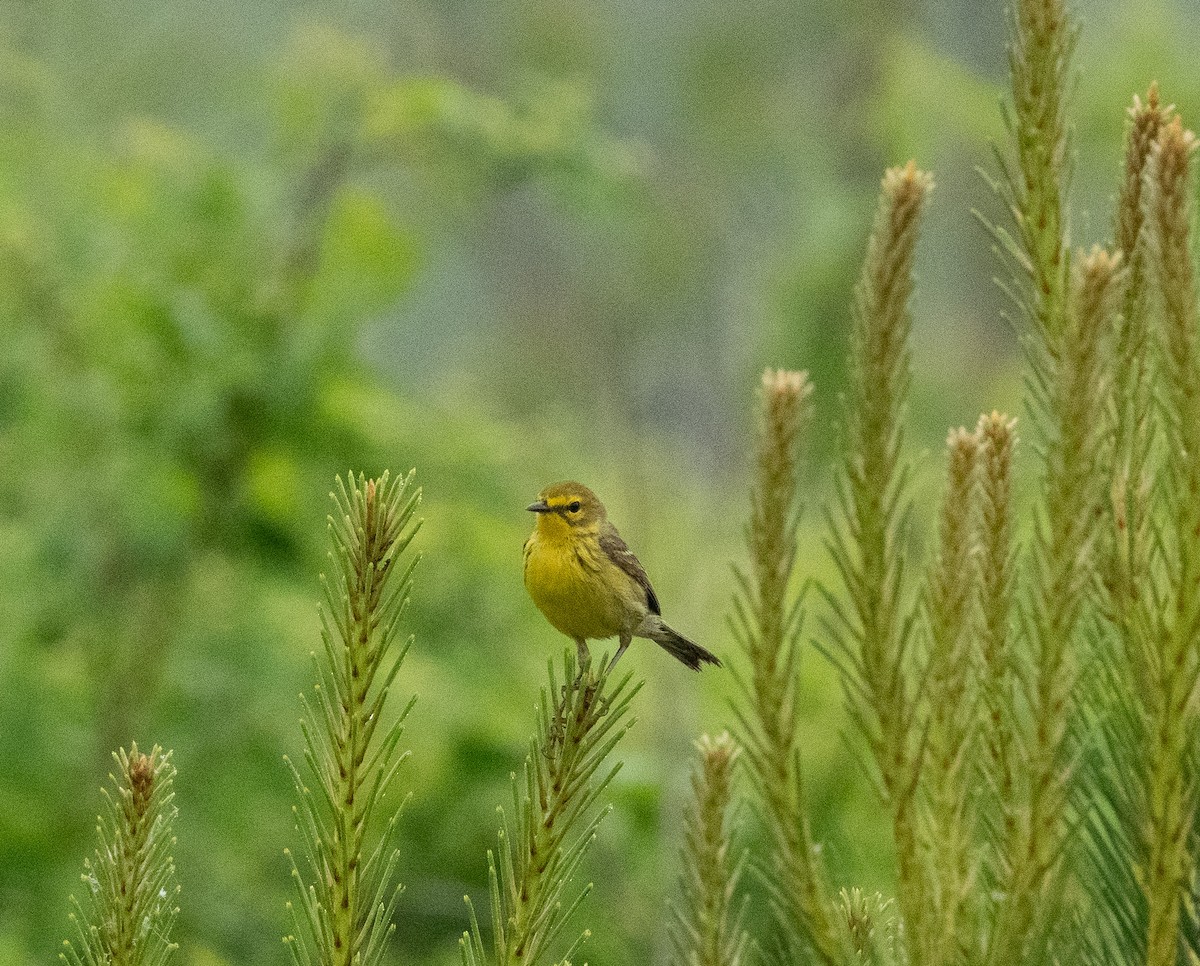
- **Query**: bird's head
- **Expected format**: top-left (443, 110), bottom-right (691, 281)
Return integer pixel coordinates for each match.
top-left (527, 481), bottom-right (606, 533)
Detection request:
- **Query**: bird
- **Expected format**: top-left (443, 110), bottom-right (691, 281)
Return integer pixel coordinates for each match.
top-left (523, 481), bottom-right (721, 673)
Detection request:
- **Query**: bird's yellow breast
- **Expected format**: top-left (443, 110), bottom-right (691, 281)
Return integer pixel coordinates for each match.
top-left (523, 521), bottom-right (642, 642)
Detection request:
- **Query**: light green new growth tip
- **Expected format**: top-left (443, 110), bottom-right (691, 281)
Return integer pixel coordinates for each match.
top-left (1105, 89), bottom-right (1167, 651)
top-left (1141, 113), bottom-right (1200, 966)
top-left (979, 0), bottom-right (1127, 960)
top-left (284, 471), bottom-right (422, 966)
top-left (728, 368), bottom-right (843, 964)
top-left (825, 160), bottom-right (933, 966)
top-left (669, 732), bottom-right (749, 966)
top-left (919, 427), bottom-right (983, 965)
top-left (61, 744), bottom-right (180, 966)
top-left (972, 412), bottom-right (1018, 901)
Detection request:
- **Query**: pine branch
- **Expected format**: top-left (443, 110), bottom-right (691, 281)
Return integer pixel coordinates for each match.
top-left (837, 890), bottom-right (903, 966)
top-left (1002, 0), bottom-right (1076, 344)
top-left (1183, 742), bottom-right (1200, 963)
top-left (823, 161), bottom-right (933, 966)
top-left (62, 744), bottom-right (181, 966)
top-left (990, 246), bottom-right (1122, 965)
top-left (1075, 656), bottom-right (1150, 966)
top-left (730, 368), bottom-right (842, 963)
top-left (1141, 114), bottom-right (1200, 966)
top-left (919, 427), bottom-right (982, 964)
top-left (669, 732), bottom-right (750, 966)
top-left (981, 2), bottom-right (1124, 960)
top-left (284, 471), bottom-right (421, 966)
top-left (972, 413), bottom-right (1019, 902)
top-left (461, 652), bottom-right (640, 966)
top-left (1078, 86), bottom-right (1174, 966)
top-left (1104, 86), bottom-right (1170, 686)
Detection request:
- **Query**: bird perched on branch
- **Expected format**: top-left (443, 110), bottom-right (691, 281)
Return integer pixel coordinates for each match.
top-left (523, 481), bottom-right (721, 673)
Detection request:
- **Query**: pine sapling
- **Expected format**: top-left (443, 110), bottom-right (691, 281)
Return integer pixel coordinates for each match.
top-left (460, 652), bottom-right (640, 966)
top-left (284, 471), bottom-right (421, 966)
top-left (920, 427), bottom-right (982, 965)
top-left (62, 744), bottom-right (180, 966)
top-left (729, 368), bottom-right (842, 963)
top-left (823, 160), bottom-right (933, 966)
top-left (972, 412), bottom-right (1019, 903)
top-left (669, 732), bottom-right (749, 966)
top-left (1141, 113), bottom-right (1200, 966)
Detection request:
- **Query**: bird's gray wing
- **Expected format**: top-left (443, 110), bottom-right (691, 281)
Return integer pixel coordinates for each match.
top-left (598, 525), bottom-right (661, 615)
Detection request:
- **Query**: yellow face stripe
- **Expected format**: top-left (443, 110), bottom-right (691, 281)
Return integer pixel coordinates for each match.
top-left (542, 494), bottom-right (584, 509)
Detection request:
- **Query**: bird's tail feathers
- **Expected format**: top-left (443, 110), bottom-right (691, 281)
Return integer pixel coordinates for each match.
top-left (643, 617), bottom-right (721, 671)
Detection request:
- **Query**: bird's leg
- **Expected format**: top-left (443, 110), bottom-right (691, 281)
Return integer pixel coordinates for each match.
top-left (573, 638), bottom-right (591, 688)
top-left (605, 634), bottom-right (631, 675)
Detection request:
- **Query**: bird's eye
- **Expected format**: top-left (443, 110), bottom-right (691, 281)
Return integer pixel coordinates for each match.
top-left (568, 501), bottom-right (582, 513)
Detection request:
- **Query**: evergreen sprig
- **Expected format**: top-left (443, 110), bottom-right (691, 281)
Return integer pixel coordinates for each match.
top-left (823, 160), bottom-right (932, 966)
top-left (1079, 98), bottom-right (1198, 966)
top-left (990, 0), bottom-right (1076, 343)
top-left (62, 744), bottom-right (180, 966)
top-left (460, 652), bottom-right (640, 966)
top-left (972, 412), bottom-right (1019, 904)
top-left (837, 890), bottom-right (902, 966)
top-left (919, 427), bottom-right (982, 965)
top-left (1104, 86), bottom-right (1170, 707)
top-left (990, 245), bottom-right (1122, 965)
top-left (669, 732), bottom-right (750, 966)
top-left (1141, 113), bottom-right (1200, 966)
top-left (980, 0), bottom-right (1127, 958)
top-left (729, 368), bottom-right (842, 963)
top-left (284, 471), bottom-right (422, 966)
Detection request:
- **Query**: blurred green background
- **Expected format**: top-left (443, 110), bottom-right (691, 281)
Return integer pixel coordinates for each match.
top-left (2, 0), bottom-right (1199, 962)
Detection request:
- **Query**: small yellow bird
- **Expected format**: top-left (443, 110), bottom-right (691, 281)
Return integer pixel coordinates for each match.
top-left (523, 481), bottom-right (721, 672)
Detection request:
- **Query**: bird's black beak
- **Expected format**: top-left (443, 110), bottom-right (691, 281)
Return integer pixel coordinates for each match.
top-left (527, 500), bottom-right (551, 513)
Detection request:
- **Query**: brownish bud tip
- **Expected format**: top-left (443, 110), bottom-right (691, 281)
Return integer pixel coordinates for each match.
top-left (977, 411), bottom-right (1017, 447)
top-left (129, 751), bottom-right (155, 813)
top-left (1076, 246), bottom-right (1123, 290)
top-left (1118, 87), bottom-right (1172, 262)
top-left (1075, 245), bottom-right (1123, 309)
top-left (883, 161), bottom-right (934, 205)
top-left (946, 426), bottom-right (981, 454)
top-left (944, 427), bottom-right (980, 485)
top-left (1157, 116), bottom-right (1199, 173)
top-left (975, 413), bottom-right (1017, 496)
top-left (695, 730), bottom-right (740, 769)
top-left (1069, 247), bottom-right (1124, 357)
top-left (761, 368), bottom-right (813, 404)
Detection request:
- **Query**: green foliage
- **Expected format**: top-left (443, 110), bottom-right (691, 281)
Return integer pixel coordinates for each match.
top-left (979, 1), bottom-right (1120, 960)
top-left (972, 412), bottom-right (1019, 910)
top-left (725, 4), bottom-right (1200, 966)
top-left (728, 369), bottom-right (843, 963)
top-left (823, 161), bottom-right (932, 966)
top-left (27, 2), bottom-right (1200, 966)
top-left (62, 745), bottom-right (180, 966)
top-left (669, 733), bottom-right (749, 966)
top-left (285, 472), bottom-right (421, 966)
top-left (6, 20), bottom-right (660, 960)
top-left (997, 0), bottom-right (1076, 342)
top-left (837, 890), bottom-right (901, 966)
top-left (918, 427), bottom-right (982, 964)
top-left (460, 653), bottom-right (640, 966)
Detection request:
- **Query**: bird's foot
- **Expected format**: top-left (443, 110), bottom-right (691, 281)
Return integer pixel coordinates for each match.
top-left (572, 640), bottom-right (592, 689)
